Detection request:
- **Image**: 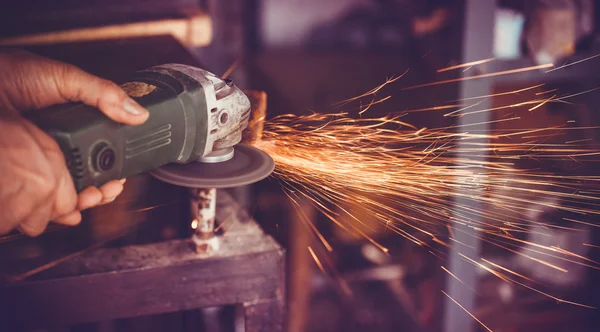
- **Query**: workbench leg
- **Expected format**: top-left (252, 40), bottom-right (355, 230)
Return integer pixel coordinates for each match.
top-left (243, 298), bottom-right (284, 332)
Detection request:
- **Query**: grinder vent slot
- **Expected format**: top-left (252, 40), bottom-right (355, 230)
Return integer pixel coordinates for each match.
top-left (65, 148), bottom-right (84, 180)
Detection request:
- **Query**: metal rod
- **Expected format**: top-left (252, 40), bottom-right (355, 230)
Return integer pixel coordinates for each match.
top-left (190, 188), bottom-right (220, 253)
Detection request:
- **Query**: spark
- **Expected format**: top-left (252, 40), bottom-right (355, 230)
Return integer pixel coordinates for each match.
top-left (0, 224), bottom-right (66, 243)
top-left (307, 242), bottom-right (352, 295)
top-left (554, 86), bottom-right (600, 102)
top-left (455, 84), bottom-right (545, 102)
top-left (254, 109), bottom-right (600, 269)
top-left (460, 254), bottom-right (595, 309)
top-left (359, 95), bottom-right (392, 114)
top-left (402, 64), bottom-right (553, 90)
top-left (403, 104), bottom-right (462, 114)
top-left (441, 266), bottom-right (463, 284)
top-left (566, 138), bottom-right (593, 144)
top-left (536, 88), bottom-right (558, 95)
top-left (221, 58), bottom-right (242, 79)
top-left (414, 127), bottom-right (427, 136)
top-left (437, 57), bottom-right (496, 73)
top-left (445, 86), bottom-right (600, 118)
top-left (6, 201), bottom-right (179, 282)
top-left (308, 246), bottom-right (326, 273)
top-left (528, 94), bottom-right (555, 112)
top-left (563, 217), bottom-right (600, 229)
top-left (442, 290), bottom-right (493, 332)
top-left (481, 258), bottom-right (535, 283)
top-left (252, 70), bottom-right (600, 311)
top-left (332, 70), bottom-right (408, 107)
top-left (11, 219), bottom-right (145, 282)
top-left (545, 53), bottom-right (600, 73)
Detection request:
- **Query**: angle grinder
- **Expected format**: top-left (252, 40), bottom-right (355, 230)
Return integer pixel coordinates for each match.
top-left (25, 64), bottom-right (274, 191)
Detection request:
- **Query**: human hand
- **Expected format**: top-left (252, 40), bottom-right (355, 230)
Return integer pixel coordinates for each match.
top-left (0, 49), bottom-right (149, 236)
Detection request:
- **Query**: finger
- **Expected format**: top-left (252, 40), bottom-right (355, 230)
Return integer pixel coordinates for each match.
top-left (50, 162), bottom-right (78, 221)
top-left (54, 64), bottom-right (149, 125)
top-left (0, 51), bottom-right (149, 125)
top-left (54, 210), bottom-right (82, 226)
top-left (18, 202), bottom-right (53, 237)
top-left (77, 186), bottom-right (103, 211)
top-left (98, 180), bottom-right (125, 204)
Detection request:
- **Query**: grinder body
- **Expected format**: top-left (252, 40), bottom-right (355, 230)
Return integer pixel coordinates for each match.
top-left (26, 64), bottom-right (251, 192)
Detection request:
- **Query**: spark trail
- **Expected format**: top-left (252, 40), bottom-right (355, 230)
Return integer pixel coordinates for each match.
top-left (251, 76), bottom-right (600, 315)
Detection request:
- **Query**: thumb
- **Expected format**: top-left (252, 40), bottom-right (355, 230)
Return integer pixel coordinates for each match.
top-left (0, 50), bottom-right (149, 125)
top-left (54, 63), bottom-right (149, 125)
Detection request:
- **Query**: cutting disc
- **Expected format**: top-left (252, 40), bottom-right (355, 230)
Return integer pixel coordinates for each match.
top-left (149, 144), bottom-right (274, 188)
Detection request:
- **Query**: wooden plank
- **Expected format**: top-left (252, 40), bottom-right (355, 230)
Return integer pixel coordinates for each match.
top-left (0, 11), bottom-right (212, 48)
top-left (0, 249), bottom-right (283, 329)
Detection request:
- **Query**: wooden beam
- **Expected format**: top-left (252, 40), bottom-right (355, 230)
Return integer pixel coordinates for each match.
top-left (0, 12), bottom-right (212, 47)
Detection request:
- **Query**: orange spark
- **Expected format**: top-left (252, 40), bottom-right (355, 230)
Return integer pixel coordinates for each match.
top-left (536, 88), bottom-right (558, 95)
top-left (455, 83), bottom-right (545, 102)
top-left (308, 246), bottom-right (326, 273)
top-left (528, 94), bottom-right (556, 112)
top-left (221, 58), bottom-right (242, 79)
top-left (359, 95), bottom-right (392, 114)
top-left (437, 57), bottom-right (496, 73)
top-left (441, 266), bottom-right (463, 284)
top-left (243, 61), bottom-right (600, 312)
top-left (402, 64), bottom-right (554, 90)
top-left (442, 290), bottom-right (493, 332)
top-left (545, 53), bottom-right (600, 73)
top-left (333, 70), bottom-right (408, 107)
top-left (404, 104), bottom-right (462, 114)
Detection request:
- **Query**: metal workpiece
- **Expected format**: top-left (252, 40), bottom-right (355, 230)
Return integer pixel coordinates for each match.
top-left (190, 188), bottom-right (219, 253)
top-left (164, 144), bottom-right (274, 253)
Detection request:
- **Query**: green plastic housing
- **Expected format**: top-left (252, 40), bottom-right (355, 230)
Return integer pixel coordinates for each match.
top-left (26, 69), bottom-right (210, 192)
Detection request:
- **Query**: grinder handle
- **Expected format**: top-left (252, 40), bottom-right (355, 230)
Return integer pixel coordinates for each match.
top-left (24, 78), bottom-right (196, 192)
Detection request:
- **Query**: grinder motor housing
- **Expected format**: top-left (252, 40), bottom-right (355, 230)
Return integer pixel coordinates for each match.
top-left (25, 64), bottom-right (251, 192)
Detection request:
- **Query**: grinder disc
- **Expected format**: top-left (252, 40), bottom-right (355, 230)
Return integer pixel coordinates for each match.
top-left (149, 144), bottom-right (274, 188)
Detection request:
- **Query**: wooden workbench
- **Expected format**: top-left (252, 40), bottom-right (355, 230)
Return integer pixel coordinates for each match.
top-left (0, 189), bottom-right (285, 331)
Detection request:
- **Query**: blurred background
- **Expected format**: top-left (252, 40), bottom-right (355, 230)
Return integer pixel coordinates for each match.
top-left (2, 0), bottom-right (600, 331)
